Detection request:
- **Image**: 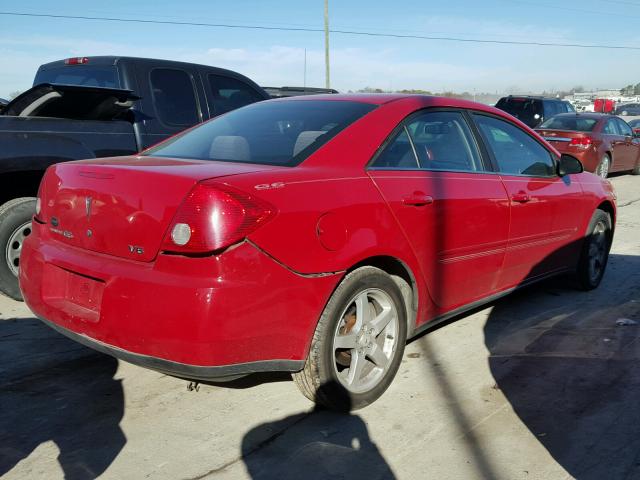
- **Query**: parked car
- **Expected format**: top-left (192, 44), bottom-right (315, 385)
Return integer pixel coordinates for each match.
top-left (0, 56), bottom-right (269, 300)
top-left (20, 94), bottom-right (616, 410)
top-left (536, 113), bottom-right (640, 178)
top-left (495, 95), bottom-right (575, 128)
top-left (628, 119), bottom-right (640, 135)
top-left (614, 103), bottom-right (640, 116)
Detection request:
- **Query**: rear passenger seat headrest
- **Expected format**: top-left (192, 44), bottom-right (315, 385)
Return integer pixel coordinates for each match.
top-left (293, 131), bottom-right (326, 156)
top-left (209, 135), bottom-right (251, 161)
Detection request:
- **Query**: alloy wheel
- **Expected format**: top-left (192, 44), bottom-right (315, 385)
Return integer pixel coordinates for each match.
top-left (588, 220), bottom-right (608, 285)
top-left (596, 157), bottom-right (610, 179)
top-left (331, 288), bottom-right (400, 394)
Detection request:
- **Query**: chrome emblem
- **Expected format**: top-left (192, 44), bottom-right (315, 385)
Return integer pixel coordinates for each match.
top-left (128, 245), bottom-right (144, 255)
top-left (85, 196), bottom-right (92, 220)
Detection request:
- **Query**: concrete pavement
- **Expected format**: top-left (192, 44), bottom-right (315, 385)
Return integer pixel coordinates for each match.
top-left (1, 173), bottom-right (639, 480)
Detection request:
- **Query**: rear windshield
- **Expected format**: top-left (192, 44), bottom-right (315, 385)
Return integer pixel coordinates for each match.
top-left (539, 116), bottom-right (597, 132)
top-left (34, 66), bottom-right (120, 88)
top-left (495, 98), bottom-right (542, 124)
top-left (143, 100), bottom-right (377, 166)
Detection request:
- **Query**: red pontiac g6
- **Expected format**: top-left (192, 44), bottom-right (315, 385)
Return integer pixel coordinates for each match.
top-left (20, 95), bottom-right (616, 410)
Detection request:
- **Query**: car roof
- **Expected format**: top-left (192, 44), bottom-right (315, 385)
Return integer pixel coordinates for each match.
top-left (272, 93), bottom-right (502, 112)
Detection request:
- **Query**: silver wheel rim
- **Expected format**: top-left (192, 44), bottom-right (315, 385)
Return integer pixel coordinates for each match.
top-left (597, 157), bottom-right (609, 179)
top-left (588, 221), bottom-right (608, 284)
top-left (6, 221), bottom-right (31, 277)
top-left (332, 288), bottom-right (399, 394)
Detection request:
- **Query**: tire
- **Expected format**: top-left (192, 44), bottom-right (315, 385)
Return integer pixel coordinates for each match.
top-left (595, 154), bottom-right (610, 179)
top-left (0, 198), bottom-right (36, 301)
top-left (632, 161), bottom-right (640, 175)
top-left (294, 266), bottom-right (407, 411)
top-left (575, 209), bottom-right (612, 291)
top-left (622, 110), bottom-right (629, 116)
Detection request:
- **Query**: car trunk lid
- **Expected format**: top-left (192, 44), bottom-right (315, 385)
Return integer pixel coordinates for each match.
top-left (40, 156), bottom-right (277, 262)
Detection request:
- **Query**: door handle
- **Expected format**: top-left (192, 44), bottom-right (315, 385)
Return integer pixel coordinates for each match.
top-left (511, 192), bottom-right (531, 203)
top-left (402, 192), bottom-right (433, 206)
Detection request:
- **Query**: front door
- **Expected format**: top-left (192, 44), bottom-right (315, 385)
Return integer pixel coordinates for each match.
top-left (368, 110), bottom-right (510, 313)
top-left (472, 113), bottom-right (586, 289)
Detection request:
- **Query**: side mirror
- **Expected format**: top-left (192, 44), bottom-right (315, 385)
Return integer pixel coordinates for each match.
top-left (557, 154), bottom-right (584, 176)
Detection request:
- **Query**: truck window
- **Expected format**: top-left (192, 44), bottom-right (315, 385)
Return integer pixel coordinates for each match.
top-left (208, 74), bottom-right (264, 114)
top-left (34, 66), bottom-right (120, 88)
top-left (149, 69), bottom-right (199, 127)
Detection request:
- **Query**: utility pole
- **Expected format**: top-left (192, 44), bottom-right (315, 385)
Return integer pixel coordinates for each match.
top-left (324, 0), bottom-right (330, 89)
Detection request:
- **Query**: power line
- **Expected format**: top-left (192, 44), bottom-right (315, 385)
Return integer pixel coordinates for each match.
top-left (1, 11), bottom-right (640, 51)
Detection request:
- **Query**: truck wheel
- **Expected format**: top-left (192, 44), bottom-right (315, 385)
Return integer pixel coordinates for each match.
top-left (574, 209), bottom-right (612, 291)
top-left (0, 198), bottom-right (36, 301)
top-left (293, 266), bottom-right (407, 411)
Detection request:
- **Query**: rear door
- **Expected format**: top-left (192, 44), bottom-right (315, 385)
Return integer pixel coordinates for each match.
top-left (135, 63), bottom-right (205, 149)
top-left (602, 118), bottom-right (632, 171)
top-left (613, 117), bottom-right (640, 171)
top-left (368, 110), bottom-right (510, 312)
top-left (472, 113), bottom-right (585, 288)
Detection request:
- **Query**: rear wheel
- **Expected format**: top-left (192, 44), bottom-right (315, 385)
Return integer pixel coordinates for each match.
top-left (632, 161), bottom-right (640, 175)
top-left (595, 154), bottom-right (610, 179)
top-left (0, 198), bottom-right (36, 301)
top-left (294, 266), bottom-right (407, 411)
top-left (575, 209), bottom-right (612, 290)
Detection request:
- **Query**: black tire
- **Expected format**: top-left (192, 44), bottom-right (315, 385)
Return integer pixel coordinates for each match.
top-left (575, 209), bottom-right (612, 291)
top-left (632, 161), bottom-right (640, 175)
top-left (0, 198), bottom-right (36, 301)
top-left (294, 266), bottom-right (407, 411)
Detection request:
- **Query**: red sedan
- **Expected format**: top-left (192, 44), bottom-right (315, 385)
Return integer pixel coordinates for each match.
top-left (20, 95), bottom-right (616, 410)
top-left (536, 113), bottom-right (640, 178)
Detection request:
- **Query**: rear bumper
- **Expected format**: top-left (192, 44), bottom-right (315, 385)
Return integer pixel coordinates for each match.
top-left (37, 314), bottom-right (303, 380)
top-left (20, 221), bottom-right (342, 374)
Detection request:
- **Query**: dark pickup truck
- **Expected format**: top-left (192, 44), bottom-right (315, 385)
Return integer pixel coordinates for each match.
top-left (0, 56), bottom-right (269, 300)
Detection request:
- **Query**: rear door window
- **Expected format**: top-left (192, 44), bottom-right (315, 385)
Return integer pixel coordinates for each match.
top-left (473, 114), bottom-right (556, 177)
top-left (208, 75), bottom-right (264, 114)
top-left (371, 111), bottom-right (484, 172)
top-left (149, 68), bottom-right (199, 127)
top-left (603, 119), bottom-right (620, 135)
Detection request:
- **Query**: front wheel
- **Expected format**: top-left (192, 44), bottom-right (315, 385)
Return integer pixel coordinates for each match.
top-left (0, 198), bottom-right (36, 301)
top-left (575, 209), bottom-right (612, 290)
top-left (294, 266), bottom-right (407, 411)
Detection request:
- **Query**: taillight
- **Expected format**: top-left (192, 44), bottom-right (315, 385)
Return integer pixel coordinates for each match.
top-left (162, 182), bottom-right (276, 254)
top-left (569, 137), bottom-right (593, 149)
top-left (34, 176), bottom-right (45, 223)
top-left (64, 57), bottom-right (89, 65)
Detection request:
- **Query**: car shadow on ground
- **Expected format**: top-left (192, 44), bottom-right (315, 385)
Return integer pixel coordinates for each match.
top-left (0, 317), bottom-right (126, 480)
top-left (240, 381), bottom-right (395, 480)
top-left (483, 252), bottom-right (640, 479)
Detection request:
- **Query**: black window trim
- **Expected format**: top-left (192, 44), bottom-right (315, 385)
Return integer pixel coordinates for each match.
top-left (148, 67), bottom-right (203, 129)
top-left (207, 73), bottom-right (265, 116)
top-left (366, 107), bottom-right (493, 174)
top-left (469, 111), bottom-right (560, 179)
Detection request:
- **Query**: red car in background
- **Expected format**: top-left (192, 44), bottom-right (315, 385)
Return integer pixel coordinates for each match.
top-left (537, 113), bottom-right (640, 178)
top-left (20, 95), bottom-right (616, 410)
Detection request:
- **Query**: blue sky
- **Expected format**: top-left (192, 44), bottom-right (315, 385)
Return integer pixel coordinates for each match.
top-left (2, 0), bottom-right (640, 98)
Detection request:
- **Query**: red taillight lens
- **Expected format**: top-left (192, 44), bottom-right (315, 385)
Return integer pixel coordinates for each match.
top-left (64, 57), bottom-right (89, 65)
top-left (162, 182), bottom-right (276, 254)
top-left (569, 137), bottom-right (593, 149)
